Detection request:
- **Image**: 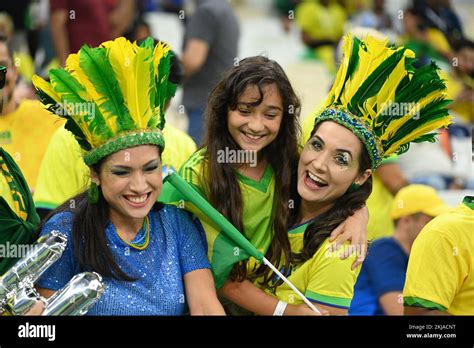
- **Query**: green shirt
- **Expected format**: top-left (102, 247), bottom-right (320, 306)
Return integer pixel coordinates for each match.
top-left (159, 148), bottom-right (276, 288)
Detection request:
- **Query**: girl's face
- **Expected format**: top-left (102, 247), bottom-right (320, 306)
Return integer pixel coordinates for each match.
top-left (227, 83), bottom-right (283, 154)
top-left (298, 121), bottom-right (371, 210)
top-left (93, 145), bottom-right (162, 223)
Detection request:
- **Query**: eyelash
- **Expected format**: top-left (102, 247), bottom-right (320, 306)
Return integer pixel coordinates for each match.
top-left (335, 155), bottom-right (349, 166)
top-left (311, 141), bottom-right (349, 166)
top-left (311, 140), bottom-right (322, 150)
top-left (238, 109), bottom-right (279, 118)
top-left (112, 166), bottom-right (158, 176)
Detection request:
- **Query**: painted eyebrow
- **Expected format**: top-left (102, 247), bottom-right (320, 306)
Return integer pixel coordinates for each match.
top-left (110, 158), bottom-right (160, 170)
top-left (313, 135), bottom-right (353, 159)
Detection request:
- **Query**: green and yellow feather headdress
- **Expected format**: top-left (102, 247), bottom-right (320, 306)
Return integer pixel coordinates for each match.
top-left (314, 33), bottom-right (452, 169)
top-left (32, 37), bottom-right (176, 166)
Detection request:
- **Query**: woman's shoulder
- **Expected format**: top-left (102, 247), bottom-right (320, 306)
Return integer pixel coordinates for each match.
top-left (40, 210), bottom-right (76, 237)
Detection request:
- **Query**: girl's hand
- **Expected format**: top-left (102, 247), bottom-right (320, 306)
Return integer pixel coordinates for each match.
top-left (25, 301), bottom-right (45, 315)
top-left (284, 303), bottom-right (329, 316)
top-left (328, 205), bottom-right (368, 270)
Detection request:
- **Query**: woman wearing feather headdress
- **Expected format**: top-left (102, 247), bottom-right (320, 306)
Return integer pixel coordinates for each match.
top-left (219, 33), bottom-right (452, 315)
top-left (30, 37), bottom-right (225, 315)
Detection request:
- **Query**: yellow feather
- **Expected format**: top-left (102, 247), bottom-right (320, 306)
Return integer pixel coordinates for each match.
top-left (44, 75), bottom-right (95, 146)
top-left (325, 33), bottom-right (352, 106)
top-left (130, 44), bottom-right (153, 128)
top-left (380, 91), bottom-right (447, 141)
top-left (102, 37), bottom-right (137, 127)
top-left (153, 42), bottom-right (171, 76)
top-left (384, 117), bottom-right (452, 156)
top-left (341, 35), bottom-right (391, 105)
top-left (31, 75), bottom-right (62, 104)
top-left (102, 37), bottom-right (135, 106)
top-left (32, 74), bottom-right (96, 145)
top-left (65, 51), bottom-right (118, 134)
top-left (375, 56), bottom-right (408, 116)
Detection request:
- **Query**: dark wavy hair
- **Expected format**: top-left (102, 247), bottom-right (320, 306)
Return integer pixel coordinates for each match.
top-left (203, 56), bottom-right (301, 288)
top-left (289, 121), bottom-right (373, 264)
top-left (34, 148), bottom-right (163, 282)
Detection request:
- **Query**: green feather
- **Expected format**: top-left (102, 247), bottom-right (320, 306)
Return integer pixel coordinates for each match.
top-left (412, 133), bottom-right (438, 143)
top-left (395, 142), bottom-right (411, 155)
top-left (348, 48), bottom-right (406, 116)
top-left (49, 69), bottom-right (112, 139)
top-left (34, 88), bottom-right (63, 116)
top-left (335, 37), bottom-right (360, 105)
top-left (395, 63), bottom-right (445, 104)
top-left (34, 83), bottom-right (92, 150)
top-left (372, 62), bottom-right (448, 136)
top-left (79, 46), bottom-right (135, 132)
top-left (156, 51), bottom-right (173, 130)
top-left (383, 97), bottom-right (451, 148)
top-left (64, 120), bottom-right (92, 150)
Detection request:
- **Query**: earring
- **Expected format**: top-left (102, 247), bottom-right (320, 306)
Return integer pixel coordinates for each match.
top-left (88, 182), bottom-right (100, 204)
top-left (346, 182), bottom-right (360, 194)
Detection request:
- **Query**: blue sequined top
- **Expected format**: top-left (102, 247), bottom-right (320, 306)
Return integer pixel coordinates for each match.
top-left (36, 204), bottom-right (211, 315)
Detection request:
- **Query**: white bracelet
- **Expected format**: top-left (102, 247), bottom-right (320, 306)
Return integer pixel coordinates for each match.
top-left (273, 300), bottom-right (287, 316)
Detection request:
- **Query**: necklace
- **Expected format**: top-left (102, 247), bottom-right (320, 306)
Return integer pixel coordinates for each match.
top-left (117, 216), bottom-right (150, 250)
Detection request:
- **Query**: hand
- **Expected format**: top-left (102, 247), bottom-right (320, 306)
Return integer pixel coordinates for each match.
top-left (329, 206), bottom-right (368, 270)
top-left (285, 303), bottom-right (329, 316)
top-left (25, 301), bottom-right (45, 315)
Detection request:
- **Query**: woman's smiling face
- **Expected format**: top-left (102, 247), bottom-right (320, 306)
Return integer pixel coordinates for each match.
top-left (93, 145), bottom-right (162, 223)
top-left (298, 121), bottom-right (372, 208)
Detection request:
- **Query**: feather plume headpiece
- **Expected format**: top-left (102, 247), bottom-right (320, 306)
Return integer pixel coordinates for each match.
top-left (314, 33), bottom-right (452, 169)
top-left (32, 37), bottom-right (176, 166)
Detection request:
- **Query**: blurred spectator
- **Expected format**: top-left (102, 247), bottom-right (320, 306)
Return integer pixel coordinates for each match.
top-left (413, 0), bottom-right (464, 46)
top-left (397, 133), bottom-right (470, 190)
top-left (0, 38), bottom-right (64, 192)
top-left (0, 12), bottom-right (13, 42)
top-left (50, 0), bottom-right (136, 66)
top-left (445, 39), bottom-right (474, 124)
top-left (350, 185), bottom-right (450, 315)
top-left (161, 0), bottom-right (185, 14)
top-left (133, 19), bottom-right (153, 42)
top-left (294, 0), bottom-right (347, 73)
top-left (0, 13), bottom-right (36, 90)
top-left (0, 0), bottom-right (30, 52)
top-left (274, 0), bottom-right (301, 33)
top-left (366, 157), bottom-right (409, 239)
top-left (400, 7), bottom-right (452, 68)
top-left (181, 0), bottom-right (239, 145)
top-left (403, 195), bottom-right (474, 315)
top-left (108, 0), bottom-right (137, 39)
top-left (350, 0), bottom-right (393, 32)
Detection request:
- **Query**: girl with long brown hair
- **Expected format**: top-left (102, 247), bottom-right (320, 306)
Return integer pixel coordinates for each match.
top-left (161, 56), bottom-right (369, 314)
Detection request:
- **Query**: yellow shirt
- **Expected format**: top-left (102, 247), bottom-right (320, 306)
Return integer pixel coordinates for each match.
top-left (0, 100), bottom-right (64, 190)
top-left (403, 197), bottom-right (474, 315)
top-left (366, 168), bottom-right (395, 240)
top-left (271, 222), bottom-right (360, 309)
top-left (33, 123), bottom-right (197, 209)
top-left (295, 0), bottom-right (346, 41)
